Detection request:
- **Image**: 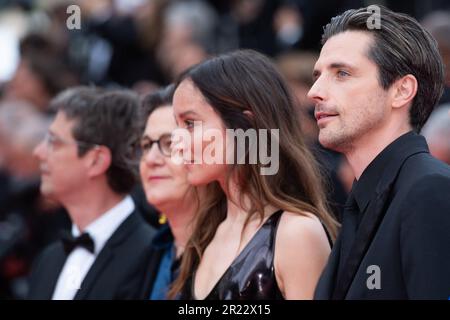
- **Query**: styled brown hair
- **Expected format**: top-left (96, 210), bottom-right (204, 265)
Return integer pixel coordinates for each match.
top-left (322, 5), bottom-right (445, 131)
top-left (168, 49), bottom-right (339, 298)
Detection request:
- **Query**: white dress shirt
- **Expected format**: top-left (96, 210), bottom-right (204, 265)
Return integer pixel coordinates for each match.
top-left (51, 195), bottom-right (135, 300)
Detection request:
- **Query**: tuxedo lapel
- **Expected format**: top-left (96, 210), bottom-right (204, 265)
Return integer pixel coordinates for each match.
top-left (314, 234), bottom-right (342, 299)
top-left (74, 211), bottom-right (140, 300)
top-left (74, 246), bottom-right (114, 300)
top-left (33, 243), bottom-right (68, 299)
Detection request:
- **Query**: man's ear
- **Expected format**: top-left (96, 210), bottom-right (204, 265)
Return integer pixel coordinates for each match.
top-left (391, 74), bottom-right (418, 110)
top-left (86, 146), bottom-right (112, 178)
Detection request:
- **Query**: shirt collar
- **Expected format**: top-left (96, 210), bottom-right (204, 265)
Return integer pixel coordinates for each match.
top-left (72, 195), bottom-right (135, 255)
top-left (351, 131), bottom-right (417, 212)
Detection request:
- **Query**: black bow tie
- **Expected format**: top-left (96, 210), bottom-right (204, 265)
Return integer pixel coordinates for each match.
top-left (61, 231), bottom-right (95, 254)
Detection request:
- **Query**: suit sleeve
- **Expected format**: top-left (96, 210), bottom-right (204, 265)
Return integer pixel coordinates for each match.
top-left (400, 174), bottom-right (450, 299)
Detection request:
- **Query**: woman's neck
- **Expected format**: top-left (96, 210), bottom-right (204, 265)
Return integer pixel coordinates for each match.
top-left (219, 175), bottom-right (277, 225)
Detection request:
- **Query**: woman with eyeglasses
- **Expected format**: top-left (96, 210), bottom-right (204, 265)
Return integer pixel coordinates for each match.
top-left (139, 85), bottom-right (201, 300)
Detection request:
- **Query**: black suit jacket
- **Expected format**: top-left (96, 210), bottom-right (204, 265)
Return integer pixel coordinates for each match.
top-left (315, 132), bottom-right (450, 300)
top-left (27, 209), bottom-right (156, 300)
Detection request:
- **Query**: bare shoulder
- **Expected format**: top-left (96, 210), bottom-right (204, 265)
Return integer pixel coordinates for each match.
top-left (276, 211), bottom-right (330, 247)
top-left (274, 210), bottom-right (331, 299)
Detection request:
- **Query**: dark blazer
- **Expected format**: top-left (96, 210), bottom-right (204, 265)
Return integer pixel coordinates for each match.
top-left (27, 209), bottom-right (156, 300)
top-left (315, 132), bottom-right (450, 300)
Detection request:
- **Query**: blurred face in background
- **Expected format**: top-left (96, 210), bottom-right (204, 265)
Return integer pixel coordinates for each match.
top-left (1, 139), bottom-right (40, 179)
top-left (0, 102), bottom-right (48, 179)
top-left (140, 106), bottom-right (192, 210)
top-left (276, 52), bottom-right (320, 145)
top-left (6, 59), bottom-right (51, 111)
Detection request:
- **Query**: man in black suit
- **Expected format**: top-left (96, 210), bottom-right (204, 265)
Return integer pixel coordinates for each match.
top-left (309, 6), bottom-right (450, 299)
top-left (28, 87), bottom-right (156, 299)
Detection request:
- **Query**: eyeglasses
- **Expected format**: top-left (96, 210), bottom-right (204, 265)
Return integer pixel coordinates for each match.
top-left (43, 132), bottom-right (100, 152)
top-left (139, 133), bottom-right (172, 157)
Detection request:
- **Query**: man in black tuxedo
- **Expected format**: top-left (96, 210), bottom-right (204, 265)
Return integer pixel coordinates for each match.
top-left (309, 6), bottom-right (450, 299)
top-left (28, 87), bottom-right (156, 299)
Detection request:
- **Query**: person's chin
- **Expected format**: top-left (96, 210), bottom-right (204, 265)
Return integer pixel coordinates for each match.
top-left (319, 128), bottom-right (353, 153)
top-left (186, 171), bottom-right (210, 186)
top-left (318, 129), bottom-right (339, 149)
top-left (40, 182), bottom-right (52, 196)
top-left (40, 187), bottom-right (58, 202)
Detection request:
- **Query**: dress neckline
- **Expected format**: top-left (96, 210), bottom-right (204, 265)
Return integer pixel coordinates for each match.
top-left (191, 209), bottom-right (284, 300)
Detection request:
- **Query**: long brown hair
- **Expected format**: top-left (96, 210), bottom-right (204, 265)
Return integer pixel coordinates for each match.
top-left (168, 49), bottom-right (339, 298)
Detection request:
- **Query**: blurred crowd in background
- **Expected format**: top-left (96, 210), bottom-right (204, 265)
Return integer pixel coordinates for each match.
top-left (0, 0), bottom-right (449, 300)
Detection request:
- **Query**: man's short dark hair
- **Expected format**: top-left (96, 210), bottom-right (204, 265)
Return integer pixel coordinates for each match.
top-left (50, 86), bottom-right (141, 194)
top-left (322, 5), bottom-right (445, 131)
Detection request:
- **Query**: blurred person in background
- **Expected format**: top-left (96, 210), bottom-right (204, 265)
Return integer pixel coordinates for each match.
top-left (275, 0), bottom-right (365, 51)
top-left (421, 10), bottom-right (450, 105)
top-left (421, 104), bottom-right (450, 165)
top-left (273, 1), bottom-right (304, 52)
top-left (3, 33), bottom-right (79, 114)
top-left (276, 51), bottom-right (320, 144)
top-left (213, 0), bottom-right (279, 55)
top-left (155, 0), bottom-right (214, 82)
top-left (0, 100), bottom-right (70, 300)
top-left (28, 87), bottom-right (156, 300)
top-left (0, 101), bottom-right (49, 178)
top-left (73, 0), bottom-right (167, 87)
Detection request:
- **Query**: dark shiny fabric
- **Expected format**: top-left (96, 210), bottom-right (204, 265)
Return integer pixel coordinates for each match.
top-left (182, 210), bottom-right (284, 300)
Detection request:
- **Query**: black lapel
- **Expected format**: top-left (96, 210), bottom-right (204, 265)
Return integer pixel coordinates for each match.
top-left (332, 135), bottom-right (429, 299)
top-left (332, 186), bottom-right (392, 299)
top-left (40, 243), bottom-right (68, 299)
top-left (74, 210), bottom-right (140, 300)
top-left (314, 234), bottom-right (343, 299)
